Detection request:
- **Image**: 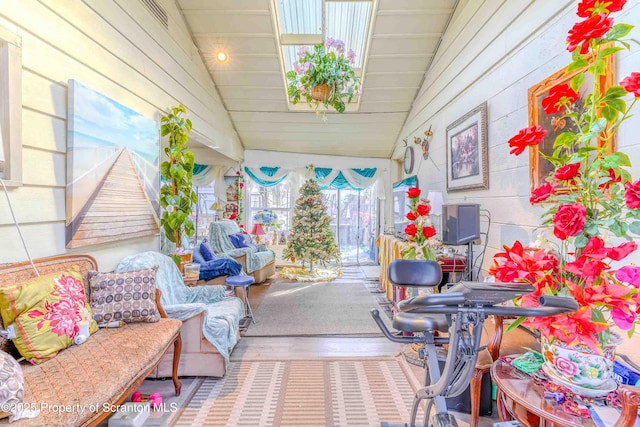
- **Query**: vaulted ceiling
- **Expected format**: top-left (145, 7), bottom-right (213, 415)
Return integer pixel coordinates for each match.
top-left (177, 0), bottom-right (458, 159)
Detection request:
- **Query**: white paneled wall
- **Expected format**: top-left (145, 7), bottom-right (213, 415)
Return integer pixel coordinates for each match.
top-left (398, 0), bottom-right (640, 276)
top-left (0, 0), bottom-right (242, 268)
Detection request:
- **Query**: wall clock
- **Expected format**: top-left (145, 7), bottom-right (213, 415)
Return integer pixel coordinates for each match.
top-left (403, 146), bottom-right (414, 174)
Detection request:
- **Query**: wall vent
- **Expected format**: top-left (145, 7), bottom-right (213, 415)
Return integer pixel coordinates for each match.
top-left (140, 0), bottom-right (168, 29)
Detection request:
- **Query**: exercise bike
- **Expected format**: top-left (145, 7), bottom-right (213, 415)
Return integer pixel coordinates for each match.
top-left (370, 259), bottom-right (578, 427)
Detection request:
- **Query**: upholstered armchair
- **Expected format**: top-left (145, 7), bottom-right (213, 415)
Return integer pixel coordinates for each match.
top-left (208, 220), bottom-right (276, 283)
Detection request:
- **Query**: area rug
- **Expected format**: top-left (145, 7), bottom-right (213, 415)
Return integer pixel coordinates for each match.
top-left (174, 358), bottom-right (423, 427)
top-left (243, 277), bottom-right (394, 336)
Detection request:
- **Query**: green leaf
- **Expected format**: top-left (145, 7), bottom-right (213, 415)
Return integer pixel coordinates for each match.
top-left (584, 222), bottom-right (599, 235)
top-left (505, 317), bottom-right (526, 333)
top-left (607, 97), bottom-right (627, 113)
top-left (629, 221), bottom-right (640, 235)
top-left (598, 46), bottom-right (624, 59)
top-left (606, 23), bottom-right (634, 40)
top-left (590, 118), bottom-right (607, 133)
top-left (591, 58), bottom-right (606, 76)
top-left (570, 73), bottom-right (585, 93)
top-left (574, 234), bottom-right (588, 248)
top-left (605, 86), bottom-right (629, 99)
top-left (553, 132), bottom-right (576, 149)
top-left (601, 105), bottom-right (618, 122)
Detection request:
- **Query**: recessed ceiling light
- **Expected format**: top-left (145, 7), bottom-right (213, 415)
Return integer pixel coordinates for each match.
top-left (215, 51), bottom-right (229, 63)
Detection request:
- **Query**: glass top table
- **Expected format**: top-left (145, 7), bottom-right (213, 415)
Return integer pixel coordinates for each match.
top-left (491, 357), bottom-right (598, 427)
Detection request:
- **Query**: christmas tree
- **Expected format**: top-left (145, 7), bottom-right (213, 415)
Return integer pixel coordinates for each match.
top-left (283, 178), bottom-right (340, 272)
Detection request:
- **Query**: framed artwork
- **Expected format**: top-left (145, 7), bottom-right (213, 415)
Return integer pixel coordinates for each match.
top-left (66, 80), bottom-right (159, 248)
top-left (445, 102), bottom-right (489, 192)
top-left (528, 54), bottom-right (615, 192)
top-left (224, 176), bottom-right (239, 201)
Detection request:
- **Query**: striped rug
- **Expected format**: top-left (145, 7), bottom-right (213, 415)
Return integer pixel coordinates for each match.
top-left (174, 358), bottom-right (423, 427)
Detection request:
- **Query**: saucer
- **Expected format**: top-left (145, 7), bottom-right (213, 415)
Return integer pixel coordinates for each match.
top-left (541, 364), bottom-right (617, 397)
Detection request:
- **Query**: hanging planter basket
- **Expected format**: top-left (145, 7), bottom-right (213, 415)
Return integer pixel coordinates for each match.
top-left (311, 84), bottom-right (332, 102)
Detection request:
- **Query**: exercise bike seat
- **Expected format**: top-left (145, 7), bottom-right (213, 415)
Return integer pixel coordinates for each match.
top-left (393, 311), bottom-right (449, 333)
top-left (388, 259), bottom-right (442, 288)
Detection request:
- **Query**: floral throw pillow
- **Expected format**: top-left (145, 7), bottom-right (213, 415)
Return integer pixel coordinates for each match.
top-left (0, 350), bottom-right (24, 420)
top-left (88, 267), bottom-right (160, 325)
top-left (0, 270), bottom-right (99, 364)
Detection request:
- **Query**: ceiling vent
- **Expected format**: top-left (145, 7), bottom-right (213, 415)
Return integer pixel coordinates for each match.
top-left (140, 0), bottom-right (168, 29)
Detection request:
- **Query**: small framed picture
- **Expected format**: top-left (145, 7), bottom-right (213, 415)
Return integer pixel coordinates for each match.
top-left (445, 102), bottom-right (489, 192)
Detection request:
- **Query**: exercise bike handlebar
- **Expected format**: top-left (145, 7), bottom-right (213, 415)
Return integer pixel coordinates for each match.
top-left (396, 293), bottom-right (579, 318)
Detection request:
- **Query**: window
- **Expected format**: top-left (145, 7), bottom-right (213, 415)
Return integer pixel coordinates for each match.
top-left (0, 24), bottom-right (22, 186)
top-left (274, 0), bottom-right (373, 111)
top-left (248, 180), bottom-right (292, 232)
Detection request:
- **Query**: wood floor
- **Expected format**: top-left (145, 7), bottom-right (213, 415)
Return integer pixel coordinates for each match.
top-left (231, 336), bottom-right (403, 361)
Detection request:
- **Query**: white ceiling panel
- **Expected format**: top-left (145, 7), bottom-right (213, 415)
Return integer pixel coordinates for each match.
top-left (177, 0), bottom-right (458, 158)
top-left (366, 55), bottom-right (432, 73)
top-left (183, 13), bottom-right (273, 34)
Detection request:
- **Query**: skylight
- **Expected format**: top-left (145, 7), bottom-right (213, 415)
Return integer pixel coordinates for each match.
top-left (274, 0), bottom-right (373, 108)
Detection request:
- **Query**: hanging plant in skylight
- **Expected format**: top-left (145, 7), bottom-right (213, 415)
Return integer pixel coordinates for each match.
top-left (286, 39), bottom-right (362, 118)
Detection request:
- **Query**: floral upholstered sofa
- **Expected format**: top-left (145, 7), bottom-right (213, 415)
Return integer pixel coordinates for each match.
top-left (209, 220), bottom-right (276, 283)
top-left (0, 254), bottom-right (182, 426)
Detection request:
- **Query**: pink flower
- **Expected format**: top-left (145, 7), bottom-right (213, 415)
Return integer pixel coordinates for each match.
top-left (552, 203), bottom-right (587, 240)
top-left (553, 163), bottom-right (581, 181)
top-left (621, 72), bottom-right (640, 97)
top-left (554, 356), bottom-right (579, 376)
top-left (297, 46), bottom-right (309, 59)
top-left (293, 61), bottom-right (302, 74)
top-left (347, 49), bottom-right (356, 64)
top-left (615, 266), bottom-right (640, 287)
top-left (625, 179), bottom-right (640, 208)
top-left (54, 274), bottom-right (87, 306)
top-left (612, 307), bottom-right (636, 330)
top-left (530, 183), bottom-right (555, 204)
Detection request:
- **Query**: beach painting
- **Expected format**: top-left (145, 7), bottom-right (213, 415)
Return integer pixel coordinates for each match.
top-left (66, 80), bottom-right (160, 248)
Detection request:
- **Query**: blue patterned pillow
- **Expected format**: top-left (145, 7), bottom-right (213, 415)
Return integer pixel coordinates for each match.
top-left (200, 242), bottom-right (216, 261)
top-left (228, 234), bottom-right (241, 248)
top-left (235, 233), bottom-right (249, 248)
top-left (192, 246), bottom-right (206, 264)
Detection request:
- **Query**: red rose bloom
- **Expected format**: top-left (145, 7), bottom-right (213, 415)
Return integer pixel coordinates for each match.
top-left (599, 168), bottom-right (621, 189)
top-left (508, 126), bottom-right (547, 155)
top-left (566, 14), bottom-right (613, 54)
top-left (406, 212), bottom-right (417, 221)
top-left (405, 224), bottom-right (418, 237)
top-left (542, 84), bottom-right (579, 114)
top-left (530, 183), bottom-right (555, 204)
top-left (577, 0), bottom-right (626, 17)
top-left (552, 203), bottom-right (587, 240)
top-left (554, 163), bottom-right (581, 181)
top-left (423, 226), bottom-right (437, 239)
top-left (416, 203), bottom-right (431, 216)
top-left (621, 72), bottom-right (640, 98)
top-left (625, 179), bottom-right (640, 209)
top-left (407, 187), bottom-right (421, 198)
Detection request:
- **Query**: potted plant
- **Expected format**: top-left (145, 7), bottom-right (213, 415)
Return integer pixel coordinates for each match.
top-left (159, 104), bottom-right (197, 266)
top-left (401, 187), bottom-right (439, 261)
top-left (490, 0), bottom-right (640, 388)
top-left (286, 39), bottom-right (362, 117)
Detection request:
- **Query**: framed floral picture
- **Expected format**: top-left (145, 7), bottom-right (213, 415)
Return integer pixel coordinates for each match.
top-left (446, 102), bottom-right (489, 192)
top-left (528, 54), bottom-right (615, 193)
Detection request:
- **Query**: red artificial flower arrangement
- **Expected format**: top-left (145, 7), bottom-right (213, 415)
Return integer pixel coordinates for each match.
top-left (492, 0), bottom-right (640, 353)
top-left (402, 187), bottom-right (439, 260)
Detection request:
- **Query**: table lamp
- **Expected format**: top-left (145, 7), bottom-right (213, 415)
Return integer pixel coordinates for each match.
top-left (251, 223), bottom-right (265, 244)
top-left (210, 201), bottom-right (224, 221)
